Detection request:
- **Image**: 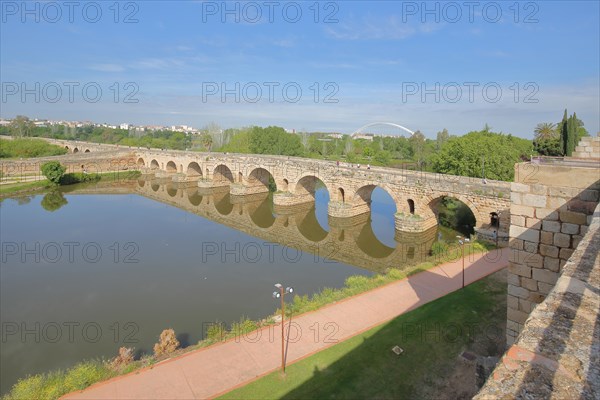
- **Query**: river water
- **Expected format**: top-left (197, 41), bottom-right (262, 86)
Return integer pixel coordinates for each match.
top-left (0, 179), bottom-right (449, 394)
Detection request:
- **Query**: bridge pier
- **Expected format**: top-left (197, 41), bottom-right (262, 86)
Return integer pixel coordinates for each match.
top-left (198, 179), bottom-right (230, 189)
top-left (172, 173), bottom-right (200, 185)
top-left (273, 192), bottom-right (314, 207)
top-left (328, 201), bottom-right (371, 219)
top-left (394, 213), bottom-right (438, 233)
top-left (230, 182), bottom-right (270, 196)
top-left (155, 171), bottom-right (175, 179)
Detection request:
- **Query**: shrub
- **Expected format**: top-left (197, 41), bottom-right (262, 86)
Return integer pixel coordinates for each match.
top-left (206, 322), bottom-right (226, 342)
top-left (109, 347), bottom-right (135, 371)
top-left (153, 329), bottom-right (180, 357)
top-left (430, 241), bottom-right (449, 257)
top-left (41, 161), bottom-right (66, 185)
top-left (59, 173), bottom-right (101, 185)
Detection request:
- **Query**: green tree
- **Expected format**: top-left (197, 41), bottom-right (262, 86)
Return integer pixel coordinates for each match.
top-left (534, 122), bottom-right (558, 141)
top-left (249, 126), bottom-right (303, 156)
top-left (9, 115), bottom-right (35, 137)
top-left (429, 130), bottom-right (532, 181)
top-left (409, 131), bottom-right (426, 166)
top-left (435, 129), bottom-right (450, 150)
top-left (41, 161), bottom-right (66, 185)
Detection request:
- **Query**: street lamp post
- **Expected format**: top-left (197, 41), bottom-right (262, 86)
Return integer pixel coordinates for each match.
top-left (272, 283), bottom-right (293, 374)
top-left (456, 236), bottom-right (470, 288)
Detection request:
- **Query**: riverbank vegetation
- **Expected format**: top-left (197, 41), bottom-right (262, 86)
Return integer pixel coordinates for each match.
top-left (0, 170), bottom-right (141, 197)
top-left (1, 240), bottom-right (496, 400)
top-left (0, 137), bottom-right (67, 158)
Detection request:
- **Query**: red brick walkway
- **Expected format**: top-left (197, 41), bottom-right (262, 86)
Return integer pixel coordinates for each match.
top-left (63, 249), bottom-right (509, 399)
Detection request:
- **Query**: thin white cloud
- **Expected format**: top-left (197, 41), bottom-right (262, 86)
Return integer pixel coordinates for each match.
top-left (89, 63), bottom-right (125, 72)
top-left (325, 15), bottom-right (442, 40)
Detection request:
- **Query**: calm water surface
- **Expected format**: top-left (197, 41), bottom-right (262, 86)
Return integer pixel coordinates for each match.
top-left (0, 180), bottom-right (442, 394)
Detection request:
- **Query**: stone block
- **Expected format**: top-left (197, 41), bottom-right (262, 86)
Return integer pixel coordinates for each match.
top-left (560, 210), bottom-right (588, 225)
top-left (528, 291), bottom-right (545, 304)
top-left (507, 273), bottom-right (520, 286)
top-left (553, 232), bottom-right (571, 248)
top-left (509, 225), bottom-right (540, 243)
top-left (508, 284), bottom-right (530, 299)
top-left (579, 189), bottom-right (599, 202)
top-left (532, 268), bottom-right (559, 285)
top-left (539, 244), bottom-right (559, 258)
top-left (520, 277), bottom-right (538, 291)
top-left (508, 262), bottom-right (532, 278)
top-left (572, 235), bottom-right (584, 248)
top-left (543, 256), bottom-right (560, 272)
top-left (529, 184), bottom-right (548, 195)
top-left (511, 182), bottom-right (530, 193)
top-left (523, 241), bottom-right (538, 254)
top-left (548, 186), bottom-right (579, 198)
top-left (510, 192), bottom-right (522, 204)
top-left (561, 222), bottom-right (580, 235)
top-left (522, 194), bottom-right (547, 207)
top-left (526, 217), bottom-right (541, 229)
top-left (507, 307), bottom-right (529, 324)
top-left (511, 215), bottom-right (525, 227)
top-left (542, 220), bottom-right (561, 233)
top-left (535, 208), bottom-right (559, 220)
top-left (519, 298), bottom-right (534, 313)
top-left (538, 282), bottom-right (554, 295)
top-left (506, 319), bottom-right (520, 333)
top-left (511, 204), bottom-right (535, 218)
top-left (540, 231), bottom-right (553, 245)
top-left (547, 197), bottom-right (569, 210)
top-left (560, 248), bottom-right (575, 260)
top-left (507, 295), bottom-right (519, 311)
top-left (509, 238), bottom-right (524, 250)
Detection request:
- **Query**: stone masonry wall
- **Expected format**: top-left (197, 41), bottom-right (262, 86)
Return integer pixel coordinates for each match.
top-left (506, 162), bottom-right (599, 344)
top-left (476, 201), bottom-right (599, 399)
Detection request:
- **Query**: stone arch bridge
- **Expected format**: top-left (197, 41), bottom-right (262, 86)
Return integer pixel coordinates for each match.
top-left (132, 148), bottom-right (510, 235)
top-left (32, 139), bottom-right (511, 235)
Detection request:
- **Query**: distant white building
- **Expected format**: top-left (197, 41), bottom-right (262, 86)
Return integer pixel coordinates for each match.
top-left (352, 133), bottom-right (374, 141)
top-left (120, 123), bottom-right (130, 130)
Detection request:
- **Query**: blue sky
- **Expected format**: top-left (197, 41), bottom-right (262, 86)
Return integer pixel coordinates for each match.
top-left (1, 0), bottom-right (599, 138)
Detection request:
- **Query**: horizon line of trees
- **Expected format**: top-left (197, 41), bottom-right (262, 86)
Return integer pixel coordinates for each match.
top-left (2, 111), bottom-right (593, 182)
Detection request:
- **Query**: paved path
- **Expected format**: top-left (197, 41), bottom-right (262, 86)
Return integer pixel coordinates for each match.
top-left (63, 249), bottom-right (509, 400)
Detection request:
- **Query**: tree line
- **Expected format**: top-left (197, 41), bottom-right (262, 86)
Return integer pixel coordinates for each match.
top-left (2, 110), bottom-right (593, 182)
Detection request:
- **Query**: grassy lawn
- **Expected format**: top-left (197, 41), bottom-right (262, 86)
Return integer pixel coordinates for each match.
top-left (0, 180), bottom-right (51, 196)
top-left (219, 271), bottom-right (506, 400)
top-left (0, 171), bottom-right (140, 197)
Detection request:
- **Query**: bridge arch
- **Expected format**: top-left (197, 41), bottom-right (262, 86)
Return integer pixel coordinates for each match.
top-left (214, 164), bottom-right (234, 183)
top-left (352, 184), bottom-right (398, 247)
top-left (84, 149), bottom-right (90, 153)
top-left (295, 175), bottom-right (330, 199)
top-left (187, 162), bottom-right (203, 177)
top-left (248, 167), bottom-right (274, 190)
top-left (137, 158), bottom-right (145, 167)
top-left (150, 159), bottom-right (160, 170)
top-left (427, 194), bottom-right (479, 234)
top-left (166, 161), bottom-right (177, 173)
top-left (73, 147), bottom-right (79, 153)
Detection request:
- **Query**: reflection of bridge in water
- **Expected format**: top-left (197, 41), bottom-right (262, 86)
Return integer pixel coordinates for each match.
top-left (132, 178), bottom-right (438, 274)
